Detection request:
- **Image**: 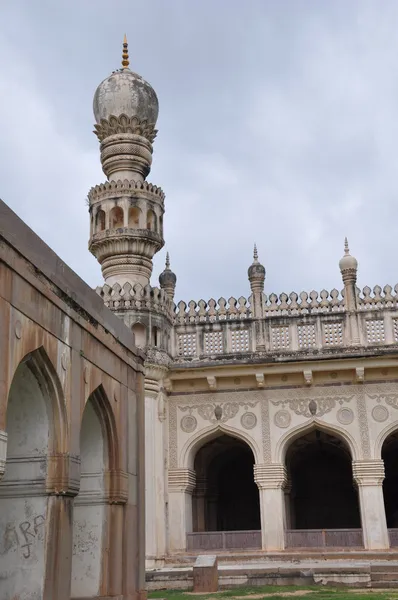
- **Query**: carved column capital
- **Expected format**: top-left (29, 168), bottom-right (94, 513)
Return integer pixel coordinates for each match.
top-left (352, 460), bottom-right (385, 487)
top-left (254, 463), bottom-right (287, 489)
top-left (168, 468), bottom-right (196, 493)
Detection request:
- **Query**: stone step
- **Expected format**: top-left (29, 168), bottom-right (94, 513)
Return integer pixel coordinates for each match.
top-left (371, 564), bottom-right (398, 573)
top-left (372, 572), bottom-right (398, 581)
top-left (372, 581), bottom-right (398, 588)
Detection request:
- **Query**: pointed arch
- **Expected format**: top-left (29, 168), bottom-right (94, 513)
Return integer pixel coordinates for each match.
top-left (181, 423), bottom-right (261, 470)
top-left (83, 384), bottom-right (120, 472)
top-left (7, 345), bottom-right (67, 454)
top-left (275, 418), bottom-right (359, 463)
top-left (375, 420), bottom-right (398, 459)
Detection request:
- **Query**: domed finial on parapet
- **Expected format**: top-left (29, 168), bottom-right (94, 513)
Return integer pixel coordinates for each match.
top-left (248, 243), bottom-right (265, 293)
top-left (122, 34), bottom-right (130, 69)
top-left (159, 252), bottom-right (177, 300)
top-left (339, 237), bottom-right (358, 283)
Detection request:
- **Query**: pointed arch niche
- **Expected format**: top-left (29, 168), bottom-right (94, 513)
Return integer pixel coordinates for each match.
top-left (192, 432), bottom-right (260, 533)
top-left (0, 348), bottom-right (64, 599)
top-left (71, 386), bottom-right (117, 599)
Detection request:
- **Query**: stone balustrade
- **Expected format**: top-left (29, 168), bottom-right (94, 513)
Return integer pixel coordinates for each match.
top-left (173, 284), bottom-right (398, 360)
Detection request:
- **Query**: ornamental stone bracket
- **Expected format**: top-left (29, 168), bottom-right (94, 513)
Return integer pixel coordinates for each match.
top-left (256, 373), bottom-right (265, 388)
top-left (207, 376), bottom-right (217, 390)
top-left (0, 430), bottom-right (7, 479)
top-left (168, 468), bottom-right (196, 493)
top-left (352, 460), bottom-right (385, 487)
top-left (254, 463), bottom-right (287, 489)
top-left (303, 370), bottom-right (313, 386)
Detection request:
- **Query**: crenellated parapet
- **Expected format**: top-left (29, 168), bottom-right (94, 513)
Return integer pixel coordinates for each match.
top-left (96, 281), bottom-right (174, 320)
top-left (171, 283), bottom-right (398, 362)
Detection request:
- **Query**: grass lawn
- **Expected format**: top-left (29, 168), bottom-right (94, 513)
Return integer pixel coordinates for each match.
top-left (148, 586), bottom-right (398, 600)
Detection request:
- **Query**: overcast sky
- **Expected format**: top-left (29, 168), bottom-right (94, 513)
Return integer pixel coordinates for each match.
top-left (0, 1), bottom-right (397, 302)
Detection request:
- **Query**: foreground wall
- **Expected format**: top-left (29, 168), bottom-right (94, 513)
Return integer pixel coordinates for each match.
top-left (0, 200), bottom-right (146, 600)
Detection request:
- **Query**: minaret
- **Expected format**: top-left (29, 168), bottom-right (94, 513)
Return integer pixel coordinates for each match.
top-left (88, 37), bottom-right (164, 287)
top-left (159, 253), bottom-right (177, 301)
top-left (248, 244), bottom-right (265, 318)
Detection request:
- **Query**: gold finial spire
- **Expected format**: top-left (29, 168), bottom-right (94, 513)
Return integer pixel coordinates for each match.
top-left (122, 34), bottom-right (129, 69)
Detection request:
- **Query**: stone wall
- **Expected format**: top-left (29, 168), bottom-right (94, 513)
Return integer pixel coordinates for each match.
top-left (0, 200), bottom-right (146, 600)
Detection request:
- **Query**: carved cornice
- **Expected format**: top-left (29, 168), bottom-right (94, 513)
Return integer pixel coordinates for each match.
top-left (88, 178), bottom-right (165, 204)
top-left (94, 114), bottom-right (157, 143)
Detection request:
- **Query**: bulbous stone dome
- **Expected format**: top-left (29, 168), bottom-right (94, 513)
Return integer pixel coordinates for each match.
top-left (159, 253), bottom-right (177, 288)
top-left (248, 261), bottom-right (266, 279)
top-left (339, 238), bottom-right (358, 271)
top-left (159, 268), bottom-right (177, 287)
top-left (93, 68), bottom-right (159, 125)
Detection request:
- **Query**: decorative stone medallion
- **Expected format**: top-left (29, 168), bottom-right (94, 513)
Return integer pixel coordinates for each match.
top-left (274, 410), bottom-right (291, 428)
top-left (181, 415), bottom-right (197, 433)
top-left (372, 405), bottom-right (389, 423)
top-left (14, 320), bottom-right (22, 339)
top-left (241, 412), bottom-right (257, 430)
top-left (337, 407), bottom-right (354, 425)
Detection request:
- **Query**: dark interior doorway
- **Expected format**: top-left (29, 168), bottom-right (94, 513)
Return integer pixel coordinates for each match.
top-left (193, 434), bottom-right (260, 532)
top-left (286, 429), bottom-right (360, 529)
top-left (382, 431), bottom-right (398, 527)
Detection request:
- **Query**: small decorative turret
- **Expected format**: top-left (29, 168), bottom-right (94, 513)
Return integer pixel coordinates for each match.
top-left (339, 238), bottom-right (360, 343)
top-left (159, 252), bottom-right (177, 300)
top-left (339, 237), bottom-right (358, 283)
top-left (88, 37), bottom-right (165, 287)
top-left (248, 244), bottom-right (265, 294)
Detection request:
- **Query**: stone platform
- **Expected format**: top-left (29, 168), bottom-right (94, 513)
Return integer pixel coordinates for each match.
top-left (146, 552), bottom-right (398, 590)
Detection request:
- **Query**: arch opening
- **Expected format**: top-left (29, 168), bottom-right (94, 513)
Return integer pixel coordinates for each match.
top-left (192, 434), bottom-right (260, 532)
top-left (382, 431), bottom-right (398, 527)
top-left (71, 389), bottom-right (110, 598)
top-left (96, 209), bottom-right (106, 232)
top-left (132, 322), bottom-right (147, 348)
top-left (0, 355), bottom-right (53, 598)
top-left (146, 209), bottom-right (156, 232)
top-left (110, 206), bottom-right (124, 229)
top-left (285, 429), bottom-right (360, 530)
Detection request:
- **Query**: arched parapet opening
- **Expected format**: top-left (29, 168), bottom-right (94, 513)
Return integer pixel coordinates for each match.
top-left (146, 208), bottom-right (157, 232)
top-left (275, 417), bottom-right (360, 465)
top-left (109, 205), bottom-right (124, 229)
top-left (132, 321), bottom-right (147, 348)
top-left (95, 208), bottom-right (106, 232)
top-left (182, 423), bottom-right (261, 470)
top-left (72, 384), bottom-right (121, 598)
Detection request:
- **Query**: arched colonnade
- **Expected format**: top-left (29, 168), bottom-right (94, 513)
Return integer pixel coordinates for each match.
top-left (0, 345), bottom-right (128, 600)
top-left (168, 420), bottom-right (398, 553)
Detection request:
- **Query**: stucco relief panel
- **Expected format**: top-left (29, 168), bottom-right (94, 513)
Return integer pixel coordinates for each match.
top-left (265, 385), bottom-right (364, 462)
top-left (168, 390), bottom-right (264, 468)
top-left (364, 382), bottom-right (398, 457)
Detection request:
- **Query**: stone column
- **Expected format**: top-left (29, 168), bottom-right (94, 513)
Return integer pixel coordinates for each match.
top-left (352, 460), bottom-right (389, 550)
top-left (254, 463), bottom-right (287, 551)
top-left (145, 360), bottom-right (168, 568)
top-left (168, 468), bottom-right (196, 552)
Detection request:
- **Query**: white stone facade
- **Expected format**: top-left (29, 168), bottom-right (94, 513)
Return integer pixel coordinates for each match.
top-left (84, 40), bottom-right (398, 568)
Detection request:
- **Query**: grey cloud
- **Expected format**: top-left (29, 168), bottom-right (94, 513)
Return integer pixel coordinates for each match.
top-left (0, 0), bottom-right (398, 304)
